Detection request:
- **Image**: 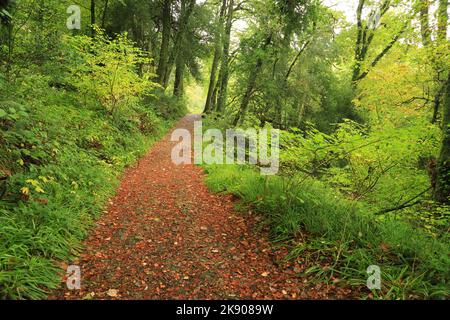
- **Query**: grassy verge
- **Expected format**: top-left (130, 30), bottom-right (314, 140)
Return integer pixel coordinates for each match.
top-left (203, 164), bottom-right (449, 299)
top-left (0, 84), bottom-right (178, 299)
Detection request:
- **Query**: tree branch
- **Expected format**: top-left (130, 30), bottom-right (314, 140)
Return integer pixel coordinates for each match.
top-left (284, 40), bottom-right (310, 82)
top-left (356, 23), bottom-right (407, 82)
top-left (375, 187), bottom-right (432, 215)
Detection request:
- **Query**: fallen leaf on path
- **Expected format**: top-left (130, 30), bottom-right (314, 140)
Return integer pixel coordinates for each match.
top-left (106, 289), bottom-right (118, 297)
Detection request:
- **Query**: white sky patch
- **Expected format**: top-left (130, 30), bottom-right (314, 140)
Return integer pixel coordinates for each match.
top-left (322, 0), bottom-right (357, 23)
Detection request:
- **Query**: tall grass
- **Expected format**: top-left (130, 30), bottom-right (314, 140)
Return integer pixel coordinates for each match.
top-left (204, 164), bottom-right (450, 299)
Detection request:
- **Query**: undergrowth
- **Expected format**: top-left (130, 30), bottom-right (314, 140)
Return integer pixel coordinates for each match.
top-left (0, 74), bottom-right (178, 300)
top-left (204, 164), bottom-right (450, 299)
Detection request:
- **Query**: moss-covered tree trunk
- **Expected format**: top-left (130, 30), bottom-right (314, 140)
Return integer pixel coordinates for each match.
top-left (204, 0), bottom-right (227, 113)
top-left (91, 0), bottom-right (96, 37)
top-left (233, 34), bottom-right (272, 126)
top-left (173, 0), bottom-right (195, 97)
top-left (430, 0), bottom-right (448, 123)
top-left (436, 74), bottom-right (450, 203)
top-left (215, 0), bottom-right (234, 113)
top-left (437, 0), bottom-right (448, 43)
top-left (419, 0), bottom-right (431, 46)
top-left (156, 0), bottom-right (172, 87)
top-left (173, 59), bottom-right (184, 96)
top-left (101, 0), bottom-right (109, 29)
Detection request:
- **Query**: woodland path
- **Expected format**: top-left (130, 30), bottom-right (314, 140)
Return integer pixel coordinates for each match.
top-left (53, 115), bottom-right (354, 300)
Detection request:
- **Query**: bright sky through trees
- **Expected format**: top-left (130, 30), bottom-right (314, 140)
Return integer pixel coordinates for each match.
top-left (323, 0), bottom-right (357, 22)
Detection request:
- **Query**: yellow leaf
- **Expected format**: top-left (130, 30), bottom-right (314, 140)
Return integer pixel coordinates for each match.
top-left (26, 179), bottom-right (39, 187)
top-left (35, 186), bottom-right (45, 194)
top-left (39, 176), bottom-right (49, 183)
top-left (21, 187), bottom-right (30, 195)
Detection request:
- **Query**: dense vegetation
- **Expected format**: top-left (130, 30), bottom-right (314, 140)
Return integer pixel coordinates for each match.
top-left (0, 0), bottom-right (449, 299)
top-left (200, 0), bottom-right (450, 298)
top-left (0, 0), bottom-right (185, 299)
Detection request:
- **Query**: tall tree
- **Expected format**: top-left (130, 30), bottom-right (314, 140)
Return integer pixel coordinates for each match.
top-left (91, 0), bottom-right (96, 37)
top-left (418, 0), bottom-right (431, 46)
top-left (233, 33), bottom-right (272, 126)
top-left (437, 0), bottom-right (448, 43)
top-left (101, 0), bottom-right (109, 29)
top-left (215, 0), bottom-right (234, 113)
top-left (430, 0), bottom-right (448, 124)
top-left (436, 73), bottom-right (450, 203)
top-left (435, 0), bottom-right (449, 202)
top-left (352, 0), bottom-right (407, 85)
top-left (156, 0), bottom-right (172, 87)
top-left (204, 0), bottom-right (227, 113)
top-left (0, 0), bottom-right (12, 77)
top-left (173, 0), bottom-right (196, 97)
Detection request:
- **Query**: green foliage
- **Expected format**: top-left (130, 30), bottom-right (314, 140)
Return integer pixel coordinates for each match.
top-left (280, 119), bottom-right (440, 211)
top-left (65, 29), bottom-right (158, 114)
top-left (204, 164), bottom-right (450, 299)
top-left (148, 92), bottom-right (189, 120)
top-left (0, 69), bottom-right (173, 298)
top-left (226, 0), bottom-right (357, 130)
top-left (0, 101), bottom-right (29, 129)
top-left (0, 2), bottom-right (183, 297)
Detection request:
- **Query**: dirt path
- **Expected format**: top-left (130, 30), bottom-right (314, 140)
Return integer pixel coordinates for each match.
top-left (54, 115), bottom-right (353, 300)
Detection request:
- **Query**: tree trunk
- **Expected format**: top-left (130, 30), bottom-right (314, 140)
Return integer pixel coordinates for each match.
top-left (173, 0), bottom-right (195, 97)
top-left (91, 0), bottom-right (96, 37)
top-left (164, 51), bottom-right (175, 89)
top-left (437, 0), bottom-right (448, 43)
top-left (5, 15), bottom-right (12, 82)
top-left (432, 83), bottom-right (446, 123)
top-left (233, 34), bottom-right (272, 126)
top-left (274, 27), bottom-right (294, 127)
top-left (173, 61), bottom-right (184, 97)
top-left (419, 0), bottom-right (431, 46)
top-left (157, 0), bottom-right (172, 86)
top-left (204, 0), bottom-right (227, 113)
top-left (352, 0), bottom-right (366, 85)
top-left (233, 61), bottom-right (262, 126)
top-left (216, 0), bottom-right (234, 113)
top-left (352, 0), bottom-right (401, 85)
top-left (101, 0), bottom-right (109, 29)
top-left (435, 74), bottom-right (450, 203)
top-left (431, 0), bottom-right (448, 123)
